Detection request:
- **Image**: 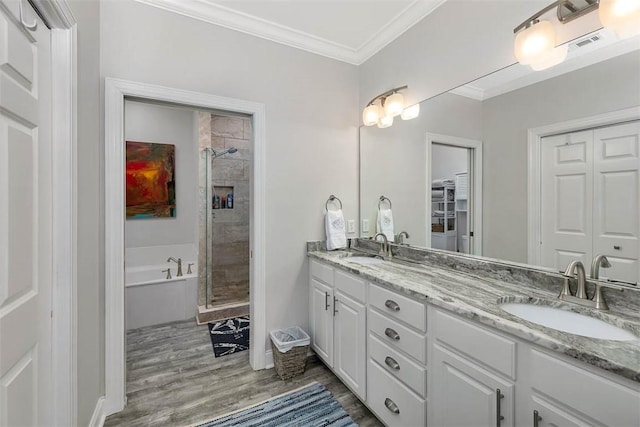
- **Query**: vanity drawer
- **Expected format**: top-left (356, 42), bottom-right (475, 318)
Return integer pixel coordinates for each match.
top-left (434, 309), bottom-right (516, 380)
top-left (369, 333), bottom-right (427, 398)
top-left (367, 358), bottom-right (426, 427)
top-left (335, 269), bottom-right (365, 303)
top-left (369, 308), bottom-right (426, 363)
top-left (310, 259), bottom-right (333, 285)
top-left (369, 283), bottom-right (426, 332)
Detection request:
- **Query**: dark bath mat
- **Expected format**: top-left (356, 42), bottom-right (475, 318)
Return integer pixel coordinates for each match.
top-left (208, 316), bottom-right (250, 357)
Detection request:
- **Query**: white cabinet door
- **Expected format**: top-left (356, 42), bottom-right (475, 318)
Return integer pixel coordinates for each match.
top-left (0, 2), bottom-right (53, 426)
top-left (541, 131), bottom-right (593, 271)
top-left (593, 121), bottom-right (640, 282)
top-left (431, 344), bottom-right (514, 427)
top-left (309, 278), bottom-right (333, 366)
top-left (334, 290), bottom-right (366, 400)
top-left (529, 395), bottom-right (594, 427)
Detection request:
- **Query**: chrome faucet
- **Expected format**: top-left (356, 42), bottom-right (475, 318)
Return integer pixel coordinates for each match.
top-left (167, 257), bottom-right (183, 277)
top-left (563, 260), bottom-right (587, 299)
top-left (373, 233), bottom-right (392, 258)
top-left (396, 231), bottom-right (410, 245)
top-left (590, 254), bottom-right (612, 310)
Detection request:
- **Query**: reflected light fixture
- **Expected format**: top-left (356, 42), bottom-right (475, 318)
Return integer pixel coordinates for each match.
top-left (362, 85), bottom-right (420, 128)
top-left (512, 0), bottom-right (640, 71)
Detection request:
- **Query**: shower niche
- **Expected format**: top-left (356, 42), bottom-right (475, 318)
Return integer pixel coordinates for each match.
top-left (197, 112), bottom-right (252, 323)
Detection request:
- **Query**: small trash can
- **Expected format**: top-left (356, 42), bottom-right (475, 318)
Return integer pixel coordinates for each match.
top-left (270, 326), bottom-right (310, 380)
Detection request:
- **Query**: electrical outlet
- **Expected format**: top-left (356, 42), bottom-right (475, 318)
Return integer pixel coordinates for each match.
top-left (347, 219), bottom-right (355, 233)
top-left (362, 219), bottom-right (369, 233)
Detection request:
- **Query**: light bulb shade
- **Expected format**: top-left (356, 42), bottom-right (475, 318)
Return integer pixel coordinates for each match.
top-left (401, 103), bottom-right (420, 120)
top-left (384, 92), bottom-right (404, 117)
top-left (529, 44), bottom-right (568, 71)
top-left (599, 0), bottom-right (640, 38)
top-left (377, 115), bottom-right (393, 128)
top-left (362, 104), bottom-right (382, 126)
top-left (514, 20), bottom-right (557, 65)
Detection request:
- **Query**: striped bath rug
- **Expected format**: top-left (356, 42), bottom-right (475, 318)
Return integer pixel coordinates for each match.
top-left (195, 382), bottom-right (357, 427)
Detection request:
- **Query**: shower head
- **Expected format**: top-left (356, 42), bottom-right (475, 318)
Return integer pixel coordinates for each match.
top-left (203, 147), bottom-right (238, 159)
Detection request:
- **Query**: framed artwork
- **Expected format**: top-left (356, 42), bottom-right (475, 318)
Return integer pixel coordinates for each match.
top-left (126, 141), bottom-right (176, 218)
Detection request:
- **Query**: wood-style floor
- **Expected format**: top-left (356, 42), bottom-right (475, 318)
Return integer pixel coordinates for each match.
top-left (104, 319), bottom-right (383, 427)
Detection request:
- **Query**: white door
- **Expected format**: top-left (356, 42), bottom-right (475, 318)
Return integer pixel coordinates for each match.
top-left (333, 290), bottom-right (366, 400)
top-left (541, 123), bottom-right (640, 282)
top-left (309, 278), bottom-right (333, 366)
top-left (541, 131), bottom-right (593, 272)
top-left (593, 121), bottom-right (640, 282)
top-left (0, 1), bottom-right (53, 425)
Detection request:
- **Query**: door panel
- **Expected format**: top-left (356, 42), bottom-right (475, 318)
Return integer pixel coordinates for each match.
top-left (0, 1), bottom-right (52, 425)
top-left (593, 122), bottom-right (640, 282)
top-left (334, 290), bottom-right (366, 400)
top-left (309, 278), bottom-right (333, 366)
top-left (541, 131), bottom-right (593, 272)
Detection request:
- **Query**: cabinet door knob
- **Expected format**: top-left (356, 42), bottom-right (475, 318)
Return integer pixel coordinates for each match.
top-left (384, 397), bottom-right (400, 414)
top-left (384, 327), bottom-right (400, 341)
top-left (496, 389), bottom-right (504, 426)
top-left (533, 410), bottom-right (541, 427)
top-left (385, 299), bottom-right (400, 311)
top-left (385, 356), bottom-right (400, 370)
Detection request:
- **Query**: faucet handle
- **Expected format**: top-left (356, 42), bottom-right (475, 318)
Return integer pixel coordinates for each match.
top-left (162, 268), bottom-right (171, 280)
top-left (187, 263), bottom-right (194, 274)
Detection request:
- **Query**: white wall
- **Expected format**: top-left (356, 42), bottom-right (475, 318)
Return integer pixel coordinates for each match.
top-left (68, 0), bottom-right (103, 425)
top-left (482, 50), bottom-right (640, 262)
top-left (431, 144), bottom-right (467, 182)
top-left (360, 92), bottom-right (482, 247)
top-left (124, 100), bottom-right (199, 248)
top-left (101, 0), bottom-right (359, 358)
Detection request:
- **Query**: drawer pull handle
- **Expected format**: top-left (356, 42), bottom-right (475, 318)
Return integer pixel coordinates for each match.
top-left (533, 410), bottom-right (541, 427)
top-left (385, 299), bottom-right (400, 311)
top-left (324, 292), bottom-right (330, 311)
top-left (496, 389), bottom-right (504, 426)
top-left (384, 327), bottom-right (400, 341)
top-left (384, 398), bottom-right (400, 415)
top-left (384, 356), bottom-right (400, 370)
top-left (614, 245), bottom-right (621, 250)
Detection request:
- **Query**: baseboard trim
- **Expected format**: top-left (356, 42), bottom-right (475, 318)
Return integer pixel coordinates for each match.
top-left (89, 396), bottom-right (106, 427)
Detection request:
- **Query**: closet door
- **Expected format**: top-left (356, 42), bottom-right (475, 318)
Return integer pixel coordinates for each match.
top-left (541, 131), bottom-right (593, 272)
top-left (593, 121), bottom-right (640, 282)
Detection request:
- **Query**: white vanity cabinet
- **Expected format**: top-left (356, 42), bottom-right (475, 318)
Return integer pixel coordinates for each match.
top-left (308, 260), bottom-right (367, 400)
top-left (367, 283), bottom-right (428, 426)
top-left (430, 308), bottom-right (516, 427)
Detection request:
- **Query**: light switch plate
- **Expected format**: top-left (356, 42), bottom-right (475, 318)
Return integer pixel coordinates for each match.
top-left (347, 219), bottom-right (355, 233)
top-left (362, 219), bottom-right (369, 233)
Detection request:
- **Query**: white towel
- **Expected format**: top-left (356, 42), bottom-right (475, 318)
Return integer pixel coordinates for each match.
top-left (376, 208), bottom-right (395, 242)
top-left (325, 209), bottom-right (347, 250)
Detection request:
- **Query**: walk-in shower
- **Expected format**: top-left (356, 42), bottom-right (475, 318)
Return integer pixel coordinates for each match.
top-left (197, 113), bottom-right (252, 323)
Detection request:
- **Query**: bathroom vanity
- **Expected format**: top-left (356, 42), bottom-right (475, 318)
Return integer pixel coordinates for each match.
top-left (307, 241), bottom-right (640, 427)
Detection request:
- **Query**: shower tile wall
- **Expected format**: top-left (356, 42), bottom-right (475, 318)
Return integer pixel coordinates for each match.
top-left (198, 112), bottom-right (251, 307)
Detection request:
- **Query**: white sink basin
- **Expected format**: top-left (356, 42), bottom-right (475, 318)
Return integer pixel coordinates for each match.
top-left (345, 256), bottom-right (385, 266)
top-left (500, 303), bottom-right (637, 341)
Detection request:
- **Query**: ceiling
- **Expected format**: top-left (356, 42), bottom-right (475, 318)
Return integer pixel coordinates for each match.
top-left (135, 0), bottom-right (447, 64)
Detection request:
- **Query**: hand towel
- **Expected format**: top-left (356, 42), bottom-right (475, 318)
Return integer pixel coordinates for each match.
top-left (376, 208), bottom-right (395, 242)
top-left (325, 209), bottom-right (347, 250)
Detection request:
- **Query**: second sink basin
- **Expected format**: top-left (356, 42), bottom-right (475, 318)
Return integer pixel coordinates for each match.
top-left (345, 256), bottom-right (385, 266)
top-left (500, 302), bottom-right (638, 341)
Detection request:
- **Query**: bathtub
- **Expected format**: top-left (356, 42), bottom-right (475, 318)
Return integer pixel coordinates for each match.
top-left (125, 264), bottom-right (198, 330)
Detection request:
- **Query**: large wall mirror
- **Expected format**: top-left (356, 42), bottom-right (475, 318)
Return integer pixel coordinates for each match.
top-left (360, 30), bottom-right (640, 283)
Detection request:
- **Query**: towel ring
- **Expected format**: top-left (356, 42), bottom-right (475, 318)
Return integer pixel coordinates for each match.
top-left (378, 195), bottom-right (392, 209)
top-left (325, 195), bottom-right (343, 212)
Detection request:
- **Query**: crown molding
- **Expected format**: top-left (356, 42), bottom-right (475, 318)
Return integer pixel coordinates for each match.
top-left (135, 0), bottom-right (445, 65)
top-left (450, 84), bottom-right (485, 101)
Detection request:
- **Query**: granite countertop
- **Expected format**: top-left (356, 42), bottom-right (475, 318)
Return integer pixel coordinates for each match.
top-left (308, 249), bottom-right (640, 384)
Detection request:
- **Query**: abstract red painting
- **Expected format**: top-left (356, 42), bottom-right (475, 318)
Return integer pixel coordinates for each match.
top-left (126, 141), bottom-right (176, 218)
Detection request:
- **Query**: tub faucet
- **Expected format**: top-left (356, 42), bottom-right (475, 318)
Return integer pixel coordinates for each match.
top-left (590, 255), bottom-right (612, 310)
top-left (167, 257), bottom-right (183, 277)
top-left (373, 233), bottom-right (391, 258)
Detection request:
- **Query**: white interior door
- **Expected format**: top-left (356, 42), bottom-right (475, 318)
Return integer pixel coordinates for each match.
top-left (541, 131), bottom-right (593, 272)
top-left (0, 1), bottom-right (53, 425)
top-left (592, 121), bottom-right (640, 282)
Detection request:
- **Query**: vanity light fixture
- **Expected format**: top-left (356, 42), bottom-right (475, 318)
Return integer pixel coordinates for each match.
top-left (362, 85), bottom-right (420, 128)
top-left (513, 0), bottom-right (639, 71)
